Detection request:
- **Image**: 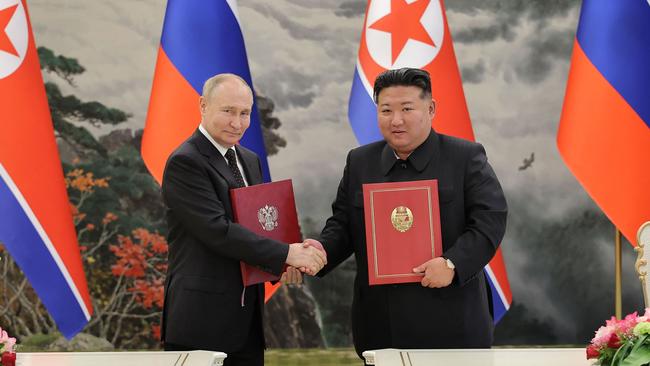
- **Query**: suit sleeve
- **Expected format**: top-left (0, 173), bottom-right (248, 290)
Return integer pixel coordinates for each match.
top-left (317, 151), bottom-right (355, 276)
top-left (162, 152), bottom-right (289, 275)
top-left (443, 143), bottom-right (508, 286)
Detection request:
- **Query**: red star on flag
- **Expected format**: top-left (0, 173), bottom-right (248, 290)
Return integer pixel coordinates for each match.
top-left (0, 4), bottom-right (19, 57)
top-left (369, 0), bottom-right (435, 65)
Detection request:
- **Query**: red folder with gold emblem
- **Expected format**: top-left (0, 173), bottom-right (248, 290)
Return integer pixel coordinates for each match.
top-left (230, 179), bottom-right (301, 286)
top-left (363, 179), bottom-right (443, 285)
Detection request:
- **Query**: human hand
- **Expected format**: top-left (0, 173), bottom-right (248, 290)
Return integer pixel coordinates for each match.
top-left (413, 257), bottom-right (454, 288)
top-left (286, 243), bottom-right (327, 275)
top-left (280, 266), bottom-right (303, 285)
top-left (302, 238), bottom-right (326, 257)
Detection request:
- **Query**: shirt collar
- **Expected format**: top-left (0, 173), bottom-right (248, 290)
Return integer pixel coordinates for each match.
top-left (380, 129), bottom-right (437, 175)
top-left (198, 124), bottom-right (233, 158)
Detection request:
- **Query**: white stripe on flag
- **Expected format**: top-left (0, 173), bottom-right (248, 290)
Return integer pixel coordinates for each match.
top-left (0, 163), bottom-right (91, 320)
top-left (484, 264), bottom-right (510, 310)
top-left (356, 58), bottom-right (376, 99)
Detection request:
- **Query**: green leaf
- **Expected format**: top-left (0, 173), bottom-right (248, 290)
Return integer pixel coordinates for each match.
top-left (613, 343), bottom-right (632, 366)
top-left (631, 335), bottom-right (650, 353)
top-left (619, 346), bottom-right (650, 366)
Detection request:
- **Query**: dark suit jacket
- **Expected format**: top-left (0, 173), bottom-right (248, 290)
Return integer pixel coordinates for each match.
top-left (161, 130), bottom-right (289, 352)
top-left (319, 130), bottom-right (507, 356)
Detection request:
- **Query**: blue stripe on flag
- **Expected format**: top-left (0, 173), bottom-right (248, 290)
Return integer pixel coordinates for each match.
top-left (161, 0), bottom-right (249, 95)
top-left (485, 270), bottom-right (508, 323)
top-left (576, 0), bottom-right (650, 128)
top-left (348, 68), bottom-right (383, 145)
top-left (0, 174), bottom-right (88, 338)
top-left (160, 0), bottom-right (270, 181)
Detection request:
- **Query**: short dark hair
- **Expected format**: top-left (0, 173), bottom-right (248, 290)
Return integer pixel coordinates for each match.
top-left (373, 68), bottom-right (432, 103)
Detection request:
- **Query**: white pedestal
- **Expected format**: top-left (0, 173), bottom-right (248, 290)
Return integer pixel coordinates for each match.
top-left (362, 348), bottom-right (590, 366)
top-left (16, 350), bottom-right (227, 366)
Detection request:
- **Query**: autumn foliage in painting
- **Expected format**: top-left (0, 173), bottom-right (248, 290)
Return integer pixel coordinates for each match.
top-left (65, 168), bottom-right (167, 347)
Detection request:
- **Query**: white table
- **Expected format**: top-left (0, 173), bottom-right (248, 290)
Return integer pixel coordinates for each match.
top-left (16, 350), bottom-right (227, 366)
top-left (362, 348), bottom-right (591, 366)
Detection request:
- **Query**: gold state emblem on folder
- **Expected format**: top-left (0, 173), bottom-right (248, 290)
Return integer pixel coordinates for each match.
top-left (390, 206), bottom-right (413, 233)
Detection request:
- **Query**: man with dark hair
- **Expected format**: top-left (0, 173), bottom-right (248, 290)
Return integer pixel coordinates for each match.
top-left (300, 67), bottom-right (507, 358)
top-left (161, 73), bottom-right (326, 366)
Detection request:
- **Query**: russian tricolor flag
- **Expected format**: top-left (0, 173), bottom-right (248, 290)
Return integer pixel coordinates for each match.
top-left (141, 0), bottom-right (280, 300)
top-left (0, 0), bottom-right (92, 338)
top-left (141, 0), bottom-right (270, 184)
top-left (348, 0), bottom-right (512, 322)
top-left (558, 0), bottom-right (650, 246)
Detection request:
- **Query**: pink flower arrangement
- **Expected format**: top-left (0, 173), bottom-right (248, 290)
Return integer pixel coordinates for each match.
top-left (0, 327), bottom-right (16, 366)
top-left (587, 309), bottom-right (650, 365)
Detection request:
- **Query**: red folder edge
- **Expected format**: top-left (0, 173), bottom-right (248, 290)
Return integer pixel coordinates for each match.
top-left (230, 179), bottom-right (301, 287)
top-left (363, 179), bottom-right (443, 285)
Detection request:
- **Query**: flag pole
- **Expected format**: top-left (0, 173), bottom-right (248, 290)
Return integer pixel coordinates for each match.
top-left (615, 228), bottom-right (622, 319)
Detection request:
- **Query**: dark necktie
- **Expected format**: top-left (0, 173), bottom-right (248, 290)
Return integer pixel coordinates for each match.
top-left (224, 148), bottom-right (246, 188)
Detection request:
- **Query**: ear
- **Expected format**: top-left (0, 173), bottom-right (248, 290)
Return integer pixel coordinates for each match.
top-left (199, 96), bottom-right (206, 115)
top-left (429, 99), bottom-right (436, 117)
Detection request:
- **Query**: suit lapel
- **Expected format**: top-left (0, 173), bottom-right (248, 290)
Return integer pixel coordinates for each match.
top-left (190, 130), bottom-right (241, 188)
top-left (190, 130), bottom-right (263, 187)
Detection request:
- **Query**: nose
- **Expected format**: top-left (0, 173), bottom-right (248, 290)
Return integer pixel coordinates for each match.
top-left (391, 111), bottom-right (404, 127)
top-left (229, 115), bottom-right (242, 130)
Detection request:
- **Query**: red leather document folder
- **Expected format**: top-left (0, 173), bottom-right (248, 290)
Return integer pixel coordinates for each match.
top-left (230, 179), bottom-right (301, 286)
top-left (363, 179), bottom-right (443, 285)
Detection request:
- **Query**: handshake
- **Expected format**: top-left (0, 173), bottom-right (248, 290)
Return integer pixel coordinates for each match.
top-left (283, 238), bottom-right (325, 284)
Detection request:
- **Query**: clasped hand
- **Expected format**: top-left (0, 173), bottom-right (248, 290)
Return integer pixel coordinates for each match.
top-left (282, 239), bottom-right (325, 284)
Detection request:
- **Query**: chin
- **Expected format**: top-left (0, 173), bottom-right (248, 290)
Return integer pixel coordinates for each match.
top-left (389, 140), bottom-right (410, 149)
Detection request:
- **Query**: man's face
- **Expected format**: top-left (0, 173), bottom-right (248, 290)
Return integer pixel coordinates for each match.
top-left (199, 79), bottom-right (253, 148)
top-left (377, 85), bottom-right (434, 158)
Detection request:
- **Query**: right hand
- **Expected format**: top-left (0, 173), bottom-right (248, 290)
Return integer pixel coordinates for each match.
top-left (286, 242), bottom-right (327, 275)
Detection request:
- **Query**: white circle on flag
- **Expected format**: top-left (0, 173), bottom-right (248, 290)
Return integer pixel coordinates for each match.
top-left (365, 0), bottom-right (444, 69)
top-left (0, 0), bottom-right (28, 79)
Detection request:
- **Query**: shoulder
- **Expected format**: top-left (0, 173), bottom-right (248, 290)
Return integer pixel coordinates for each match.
top-left (438, 133), bottom-right (481, 150)
top-left (437, 133), bottom-right (485, 159)
top-left (167, 138), bottom-right (202, 164)
top-left (162, 137), bottom-right (205, 183)
top-left (235, 144), bottom-right (260, 161)
top-left (348, 140), bottom-right (386, 161)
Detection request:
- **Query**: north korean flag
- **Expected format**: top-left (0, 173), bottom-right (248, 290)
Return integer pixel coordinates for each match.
top-left (0, 0), bottom-right (92, 338)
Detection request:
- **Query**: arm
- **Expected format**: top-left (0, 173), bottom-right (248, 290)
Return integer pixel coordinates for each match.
top-left (317, 152), bottom-right (356, 277)
top-left (162, 152), bottom-right (289, 275)
top-left (442, 143), bottom-right (508, 286)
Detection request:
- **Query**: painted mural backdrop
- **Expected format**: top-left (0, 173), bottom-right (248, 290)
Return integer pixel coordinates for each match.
top-left (0, 0), bottom-right (645, 348)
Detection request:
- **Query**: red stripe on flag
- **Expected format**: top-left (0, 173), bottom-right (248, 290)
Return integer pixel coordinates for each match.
top-left (489, 250), bottom-right (512, 304)
top-left (0, 1), bottom-right (92, 314)
top-left (558, 40), bottom-right (650, 246)
top-left (265, 282), bottom-right (280, 303)
top-left (141, 48), bottom-right (201, 184)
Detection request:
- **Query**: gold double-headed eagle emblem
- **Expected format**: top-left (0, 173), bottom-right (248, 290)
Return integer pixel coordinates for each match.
top-left (390, 206), bottom-right (413, 233)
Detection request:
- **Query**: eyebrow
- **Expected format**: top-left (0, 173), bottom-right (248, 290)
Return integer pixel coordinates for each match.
top-left (220, 105), bottom-right (251, 111)
top-left (380, 101), bottom-right (415, 107)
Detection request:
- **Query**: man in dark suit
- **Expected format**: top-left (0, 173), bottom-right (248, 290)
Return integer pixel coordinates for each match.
top-left (161, 73), bottom-right (326, 366)
top-left (300, 68), bottom-right (507, 358)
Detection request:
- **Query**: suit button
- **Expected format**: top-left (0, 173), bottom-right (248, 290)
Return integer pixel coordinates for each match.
top-left (401, 163), bottom-right (407, 169)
